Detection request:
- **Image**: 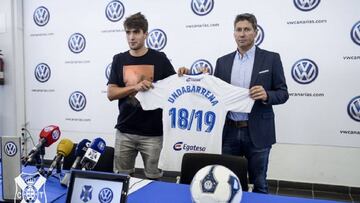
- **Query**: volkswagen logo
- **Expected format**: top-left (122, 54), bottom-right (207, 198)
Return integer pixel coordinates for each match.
top-left (291, 59), bottom-right (319, 84)
top-left (146, 29), bottom-right (167, 51)
top-left (68, 33), bottom-right (86, 54)
top-left (347, 96), bottom-right (360, 122)
top-left (255, 25), bottom-right (265, 46)
top-left (69, 91), bottom-right (87, 111)
top-left (105, 63), bottom-right (112, 80)
top-left (350, 21), bottom-right (360, 46)
top-left (191, 0), bottom-right (214, 16)
top-left (105, 0), bottom-right (125, 22)
top-left (190, 59), bottom-right (213, 75)
top-left (34, 63), bottom-right (51, 83)
top-left (33, 6), bottom-right (50, 26)
top-left (98, 188), bottom-right (113, 203)
top-left (4, 141), bottom-right (17, 157)
top-left (293, 0), bottom-right (320, 11)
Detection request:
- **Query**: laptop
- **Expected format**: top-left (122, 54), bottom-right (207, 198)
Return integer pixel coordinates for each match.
top-left (66, 170), bottom-right (130, 203)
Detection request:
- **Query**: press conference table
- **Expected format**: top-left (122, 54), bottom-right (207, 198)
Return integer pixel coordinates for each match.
top-left (0, 166), bottom-right (343, 203)
top-left (51, 179), bottom-right (343, 203)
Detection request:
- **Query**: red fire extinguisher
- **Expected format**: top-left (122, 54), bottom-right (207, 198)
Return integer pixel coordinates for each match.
top-left (0, 50), bottom-right (4, 85)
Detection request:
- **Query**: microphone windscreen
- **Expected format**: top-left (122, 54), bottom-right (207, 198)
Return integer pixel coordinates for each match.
top-left (75, 139), bottom-right (91, 157)
top-left (39, 125), bottom-right (61, 147)
top-left (89, 138), bottom-right (106, 154)
top-left (56, 139), bottom-right (74, 157)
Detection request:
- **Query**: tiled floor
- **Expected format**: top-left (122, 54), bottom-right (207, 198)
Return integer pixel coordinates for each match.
top-left (133, 169), bottom-right (360, 203)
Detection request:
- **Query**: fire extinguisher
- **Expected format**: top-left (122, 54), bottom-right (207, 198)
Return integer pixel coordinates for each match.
top-left (0, 50), bottom-right (4, 85)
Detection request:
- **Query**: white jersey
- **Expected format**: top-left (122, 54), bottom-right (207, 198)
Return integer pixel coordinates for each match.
top-left (135, 74), bottom-right (254, 171)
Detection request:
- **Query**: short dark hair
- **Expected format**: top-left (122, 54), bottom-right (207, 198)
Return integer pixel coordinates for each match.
top-left (234, 13), bottom-right (258, 31)
top-left (123, 12), bottom-right (148, 33)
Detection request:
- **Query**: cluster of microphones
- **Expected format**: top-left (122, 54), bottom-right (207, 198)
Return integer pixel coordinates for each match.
top-left (21, 125), bottom-right (107, 186)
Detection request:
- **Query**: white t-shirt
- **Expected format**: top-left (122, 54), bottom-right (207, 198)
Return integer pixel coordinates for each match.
top-left (135, 74), bottom-right (254, 171)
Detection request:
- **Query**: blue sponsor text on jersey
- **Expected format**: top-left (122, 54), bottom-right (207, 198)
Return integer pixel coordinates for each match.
top-left (168, 85), bottom-right (219, 106)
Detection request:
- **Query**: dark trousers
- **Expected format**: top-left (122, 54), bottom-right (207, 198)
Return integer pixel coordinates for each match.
top-left (222, 123), bottom-right (271, 194)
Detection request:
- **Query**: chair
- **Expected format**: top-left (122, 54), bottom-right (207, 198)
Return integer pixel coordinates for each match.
top-left (179, 153), bottom-right (248, 191)
top-left (62, 143), bottom-right (114, 173)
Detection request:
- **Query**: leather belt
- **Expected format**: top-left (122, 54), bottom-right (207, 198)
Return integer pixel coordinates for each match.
top-left (225, 119), bottom-right (248, 128)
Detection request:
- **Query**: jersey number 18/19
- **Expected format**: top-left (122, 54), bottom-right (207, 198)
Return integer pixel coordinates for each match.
top-left (168, 108), bottom-right (216, 133)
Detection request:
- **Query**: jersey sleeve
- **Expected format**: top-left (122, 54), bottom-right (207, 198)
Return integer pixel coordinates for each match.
top-left (211, 76), bottom-right (254, 113)
top-left (135, 75), bottom-right (173, 110)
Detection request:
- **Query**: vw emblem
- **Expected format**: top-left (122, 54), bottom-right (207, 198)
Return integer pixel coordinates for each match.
top-left (98, 188), bottom-right (113, 203)
top-left (190, 59), bottom-right (213, 75)
top-left (255, 25), bottom-right (265, 46)
top-left (293, 0), bottom-right (320, 11)
top-left (350, 21), bottom-right (360, 46)
top-left (146, 29), bottom-right (167, 51)
top-left (105, 0), bottom-right (125, 22)
top-left (34, 63), bottom-right (51, 83)
top-left (105, 63), bottom-right (112, 80)
top-left (68, 33), bottom-right (86, 54)
top-left (291, 59), bottom-right (319, 84)
top-left (191, 0), bottom-right (214, 16)
top-left (4, 141), bottom-right (17, 157)
top-left (347, 96), bottom-right (360, 122)
top-left (69, 91), bottom-right (87, 111)
top-left (33, 6), bottom-right (50, 26)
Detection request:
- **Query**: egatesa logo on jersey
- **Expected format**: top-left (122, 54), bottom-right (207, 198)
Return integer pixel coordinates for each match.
top-left (173, 141), bottom-right (206, 152)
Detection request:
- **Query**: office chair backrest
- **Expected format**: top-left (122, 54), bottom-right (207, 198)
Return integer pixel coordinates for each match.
top-left (180, 153), bottom-right (248, 191)
top-left (62, 143), bottom-right (114, 173)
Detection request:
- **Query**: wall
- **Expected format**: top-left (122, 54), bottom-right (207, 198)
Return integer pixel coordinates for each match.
top-left (0, 0), bottom-right (25, 139)
top-left (1, 0), bottom-right (359, 187)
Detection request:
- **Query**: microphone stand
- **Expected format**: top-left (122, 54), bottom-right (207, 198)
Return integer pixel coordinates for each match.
top-left (36, 146), bottom-right (46, 176)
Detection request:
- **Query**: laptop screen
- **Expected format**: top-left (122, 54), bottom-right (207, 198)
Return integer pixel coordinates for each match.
top-left (66, 170), bottom-right (129, 203)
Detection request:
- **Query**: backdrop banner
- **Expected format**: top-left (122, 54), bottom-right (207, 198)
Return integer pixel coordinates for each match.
top-left (24, 0), bottom-right (360, 171)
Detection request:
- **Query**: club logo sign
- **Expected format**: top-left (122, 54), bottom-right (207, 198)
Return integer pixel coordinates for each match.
top-left (33, 6), bottom-right (50, 26)
top-left (99, 188), bottom-right (114, 203)
top-left (201, 166), bottom-right (217, 193)
top-left (4, 141), bottom-right (17, 157)
top-left (350, 21), bottom-right (360, 46)
top-left (105, 0), bottom-right (125, 22)
top-left (255, 25), bottom-right (265, 46)
top-left (293, 0), bottom-right (320, 11)
top-left (291, 59), bottom-right (319, 84)
top-left (52, 129), bottom-right (60, 140)
top-left (34, 63), bottom-right (51, 83)
top-left (146, 29), bottom-right (167, 51)
top-left (69, 91), bottom-right (87, 111)
top-left (80, 185), bottom-right (93, 202)
top-left (15, 173), bottom-right (47, 203)
top-left (105, 63), bottom-right (112, 80)
top-left (191, 0), bottom-right (214, 16)
top-left (68, 33), bottom-right (86, 54)
top-left (190, 59), bottom-right (213, 75)
top-left (347, 96), bottom-right (360, 122)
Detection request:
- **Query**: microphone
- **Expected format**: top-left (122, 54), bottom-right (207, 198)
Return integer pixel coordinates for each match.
top-left (46, 138), bottom-right (74, 178)
top-left (23, 125), bottom-right (61, 166)
top-left (60, 139), bottom-right (91, 186)
top-left (79, 138), bottom-right (106, 170)
top-left (71, 139), bottom-right (91, 169)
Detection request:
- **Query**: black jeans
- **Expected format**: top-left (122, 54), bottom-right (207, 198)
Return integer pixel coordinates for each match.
top-left (222, 124), bottom-right (271, 193)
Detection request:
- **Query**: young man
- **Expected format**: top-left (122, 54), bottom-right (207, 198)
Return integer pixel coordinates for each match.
top-left (107, 12), bottom-right (175, 179)
top-left (214, 13), bottom-right (289, 193)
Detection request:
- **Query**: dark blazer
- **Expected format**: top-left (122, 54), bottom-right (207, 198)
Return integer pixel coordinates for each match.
top-left (214, 47), bottom-right (289, 148)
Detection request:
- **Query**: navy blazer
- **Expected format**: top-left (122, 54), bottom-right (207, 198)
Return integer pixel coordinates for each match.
top-left (214, 47), bottom-right (289, 148)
